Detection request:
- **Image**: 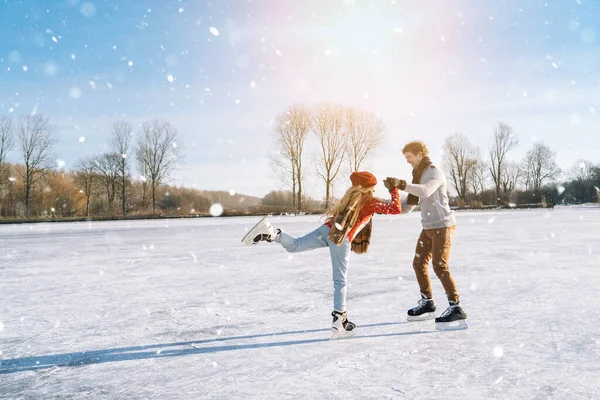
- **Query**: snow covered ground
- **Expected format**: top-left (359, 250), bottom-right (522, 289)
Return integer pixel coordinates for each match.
top-left (1, 207), bottom-right (599, 399)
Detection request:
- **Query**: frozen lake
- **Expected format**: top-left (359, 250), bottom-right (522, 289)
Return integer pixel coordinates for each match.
top-left (1, 206), bottom-right (599, 399)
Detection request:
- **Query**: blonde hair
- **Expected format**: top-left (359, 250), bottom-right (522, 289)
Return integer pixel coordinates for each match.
top-left (325, 185), bottom-right (374, 228)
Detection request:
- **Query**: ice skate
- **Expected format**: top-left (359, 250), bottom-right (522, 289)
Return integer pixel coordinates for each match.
top-left (435, 303), bottom-right (468, 331)
top-left (330, 310), bottom-right (356, 339)
top-left (407, 293), bottom-right (436, 321)
top-left (241, 216), bottom-right (279, 245)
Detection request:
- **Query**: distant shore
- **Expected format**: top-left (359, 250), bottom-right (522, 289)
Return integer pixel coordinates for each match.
top-left (2, 203), bottom-right (598, 225)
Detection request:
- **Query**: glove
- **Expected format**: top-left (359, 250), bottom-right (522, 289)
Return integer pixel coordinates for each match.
top-left (384, 177), bottom-right (407, 191)
top-left (383, 178), bottom-right (396, 192)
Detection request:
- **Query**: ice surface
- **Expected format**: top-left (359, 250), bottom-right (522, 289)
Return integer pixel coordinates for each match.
top-left (1, 207), bottom-right (599, 398)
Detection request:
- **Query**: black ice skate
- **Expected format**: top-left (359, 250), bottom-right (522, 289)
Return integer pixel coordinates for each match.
top-left (407, 294), bottom-right (436, 321)
top-left (435, 302), bottom-right (468, 331)
top-left (331, 310), bottom-right (356, 339)
top-left (241, 216), bottom-right (279, 245)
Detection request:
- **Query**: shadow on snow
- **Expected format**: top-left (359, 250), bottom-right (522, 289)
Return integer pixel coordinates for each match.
top-left (0, 321), bottom-right (439, 374)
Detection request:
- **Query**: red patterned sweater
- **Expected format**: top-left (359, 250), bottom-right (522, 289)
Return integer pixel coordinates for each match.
top-left (325, 188), bottom-right (402, 242)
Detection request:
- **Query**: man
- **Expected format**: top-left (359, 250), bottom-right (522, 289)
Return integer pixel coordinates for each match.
top-left (384, 141), bottom-right (467, 328)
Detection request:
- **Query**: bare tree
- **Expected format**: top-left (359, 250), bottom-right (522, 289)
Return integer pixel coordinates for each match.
top-left (313, 103), bottom-right (347, 208)
top-left (138, 162), bottom-right (150, 209)
top-left (136, 119), bottom-right (183, 213)
top-left (500, 161), bottom-right (523, 200)
top-left (443, 133), bottom-right (477, 205)
top-left (567, 159), bottom-right (596, 182)
top-left (345, 107), bottom-right (384, 172)
top-left (0, 116), bottom-right (15, 200)
top-left (73, 156), bottom-right (96, 217)
top-left (110, 121), bottom-right (133, 215)
top-left (523, 142), bottom-right (561, 195)
top-left (468, 150), bottom-right (487, 201)
top-left (489, 122), bottom-right (518, 205)
top-left (269, 151), bottom-right (294, 197)
top-left (272, 105), bottom-right (311, 210)
top-left (94, 153), bottom-right (120, 213)
top-left (17, 114), bottom-right (57, 216)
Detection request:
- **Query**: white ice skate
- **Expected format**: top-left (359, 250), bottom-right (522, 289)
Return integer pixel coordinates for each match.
top-left (330, 311), bottom-right (356, 340)
top-left (241, 216), bottom-right (278, 246)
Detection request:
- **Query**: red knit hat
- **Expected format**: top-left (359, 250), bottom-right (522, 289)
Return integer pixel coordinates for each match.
top-left (350, 171), bottom-right (377, 188)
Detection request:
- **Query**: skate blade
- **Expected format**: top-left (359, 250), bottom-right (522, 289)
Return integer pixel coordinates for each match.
top-left (435, 320), bottom-right (468, 331)
top-left (407, 312), bottom-right (436, 322)
top-left (330, 329), bottom-right (356, 340)
top-left (241, 216), bottom-right (268, 246)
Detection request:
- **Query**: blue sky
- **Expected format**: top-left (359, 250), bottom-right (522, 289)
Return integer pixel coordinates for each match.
top-left (1, 0), bottom-right (599, 198)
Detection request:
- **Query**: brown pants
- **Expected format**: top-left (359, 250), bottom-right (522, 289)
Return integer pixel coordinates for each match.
top-left (412, 226), bottom-right (459, 303)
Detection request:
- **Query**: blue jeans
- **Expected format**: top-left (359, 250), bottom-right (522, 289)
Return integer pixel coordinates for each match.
top-left (275, 224), bottom-right (351, 312)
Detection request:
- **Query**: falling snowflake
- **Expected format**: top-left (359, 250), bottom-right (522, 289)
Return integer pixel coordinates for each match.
top-left (44, 63), bottom-right (58, 76)
top-left (69, 87), bottom-right (82, 99)
top-left (209, 203), bottom-right (224, 217)
top-left (209, 27), bottom-right (220, 36)
top-left (581, 28), bottom-right (596, 43)
top-left (493, 347), bottom-right (504, 357)
top-left (9, 51), bottom-right (21, 62)
top-left (80, 2), bottom-right (97, 17)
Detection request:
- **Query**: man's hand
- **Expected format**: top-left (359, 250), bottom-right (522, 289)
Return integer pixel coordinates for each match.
top-left (384, 177), bottom-right (407, 191)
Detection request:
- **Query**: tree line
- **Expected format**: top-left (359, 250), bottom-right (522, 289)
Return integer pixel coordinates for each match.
top-left (0, 114), bottom-right (184, 218)
top-left (0, 111), bottom-right (598, 220)
top-left (269, 105), bottom-right (599, 209)
top-left (442, 122), bottom-right (600, 207)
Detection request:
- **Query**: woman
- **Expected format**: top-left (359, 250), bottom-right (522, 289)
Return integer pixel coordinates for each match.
top-left (242, 171), bottom-right (402, 338)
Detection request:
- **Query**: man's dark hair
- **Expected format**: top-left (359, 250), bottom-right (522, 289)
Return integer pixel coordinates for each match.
top-left (402, 141), bottom-right (429, 156)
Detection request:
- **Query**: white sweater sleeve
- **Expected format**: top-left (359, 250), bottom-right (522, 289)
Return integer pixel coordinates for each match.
top-left (403, 168), bottom-right (443, 199)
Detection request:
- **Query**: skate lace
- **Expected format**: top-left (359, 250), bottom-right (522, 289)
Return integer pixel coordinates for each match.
top-left (440, 304), bottom-right (457, 318)
top-left (415, 298), bottom-right (429, 310)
